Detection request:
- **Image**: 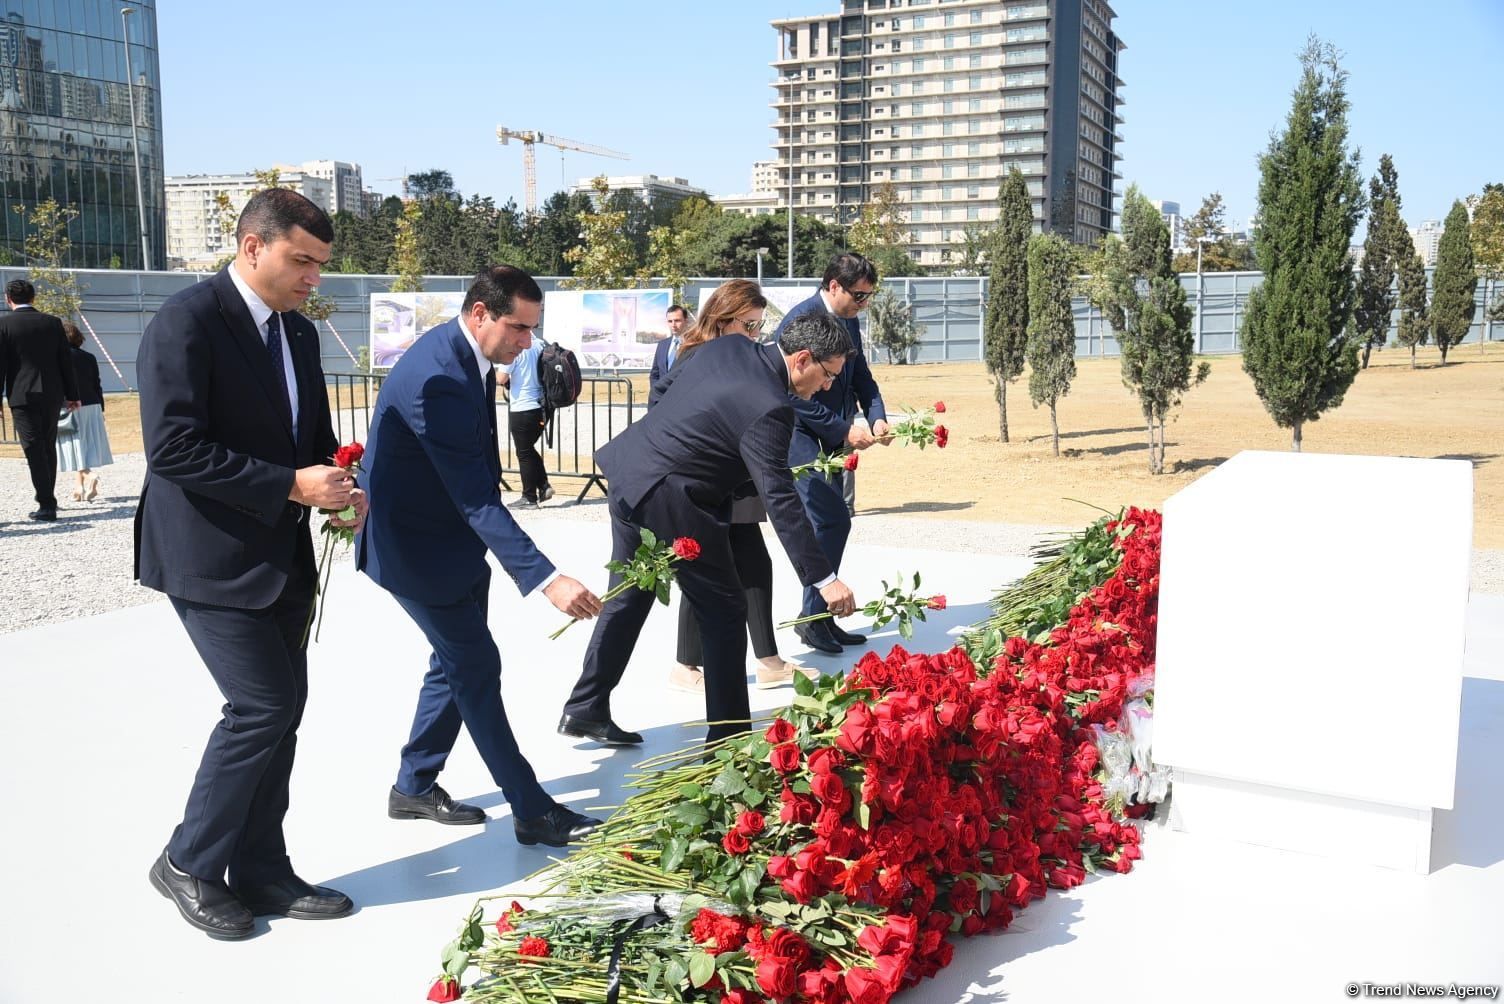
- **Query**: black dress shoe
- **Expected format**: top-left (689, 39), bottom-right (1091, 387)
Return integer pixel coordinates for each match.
top-left (557, 713), bottom-right (643, 746)
top-left (149, 850), bottom-right (254, 939)
top-left (829, 623), bottom-right (867, 646)
top-left (514, 804), bottom-right (604, 847)
top-left (388, 784), bottom-right (485, 825)
top-left (28, 509), bottom-right (57, 521)
top-left (794, 620), bottom-right (842, 655)
top-left (234, 874), bottom-right (353, 920)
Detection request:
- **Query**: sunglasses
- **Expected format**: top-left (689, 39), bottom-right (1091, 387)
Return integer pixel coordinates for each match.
top-left (843, 285), bottom-right (876, 303)
top-left (741, 318), bottom-right (767, 334)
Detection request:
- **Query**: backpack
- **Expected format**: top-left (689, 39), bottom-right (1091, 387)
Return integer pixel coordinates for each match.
top-left (535, 337), bottom-right (581, 448)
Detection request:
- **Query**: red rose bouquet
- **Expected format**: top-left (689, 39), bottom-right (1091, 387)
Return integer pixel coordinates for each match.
top-left (550, 530), bottom-right (700, 640)
top-left (301, 441), bottom-right (364, 648)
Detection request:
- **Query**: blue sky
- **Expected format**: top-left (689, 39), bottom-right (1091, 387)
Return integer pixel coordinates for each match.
top-left (160, 1), bottom-right (1502, 229)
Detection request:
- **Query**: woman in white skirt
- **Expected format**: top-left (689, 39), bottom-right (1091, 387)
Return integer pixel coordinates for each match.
top-left (57, 321), bottom-right (113, 501)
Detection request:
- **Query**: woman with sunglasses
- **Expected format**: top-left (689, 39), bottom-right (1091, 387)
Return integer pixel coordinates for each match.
top-left (652, 279), bottom-right (814, 694)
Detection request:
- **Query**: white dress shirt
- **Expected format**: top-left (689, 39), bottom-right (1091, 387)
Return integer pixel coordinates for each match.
top-left (228, 262), bottom-right (299, 428)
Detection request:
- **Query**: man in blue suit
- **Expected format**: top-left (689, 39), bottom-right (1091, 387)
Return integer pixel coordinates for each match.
top-left (646, 303), bottom-right (688, 408)
top-left (137, 189), bottom-right (361, 938)
top-left (773, 253), bottom-right (889, 655)
top-left (358, 265), bottom-right (605, 849)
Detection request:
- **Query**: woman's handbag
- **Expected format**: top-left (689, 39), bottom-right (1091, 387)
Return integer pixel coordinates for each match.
top-left (57, 407), bottom-right (77, 436)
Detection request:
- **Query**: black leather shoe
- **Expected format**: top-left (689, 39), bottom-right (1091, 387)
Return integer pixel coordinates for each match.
top-left (794, 620), bottom-right (842, 655)
top-left (388, 784), bottom-right (485, 825)
top-left (28, 509), bottom-right (57, 521)
top-left (829, 623), bottom-right (867, 646)
top-left (234, 874), bottom-right (353, 920)
top-left (514, 804), bottom-right (603, 847)
top-left (149, 850), bottom-right (254, 939)
top-left (557, 713), bottom-right (643, 746)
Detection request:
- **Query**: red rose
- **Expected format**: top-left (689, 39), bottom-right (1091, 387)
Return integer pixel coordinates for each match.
top-left (671, 537), bottom-right (701, 561)
top-left (844, 966), bottom-right (893, 1004)
top-left (333, 441), bottom-right (364, 469)
top-left (518, 935), bottom-right (551, 958)
top-left (926, 595), bottom-right (947, 611)
top-left (844, 452), bottom-right (859, 471)
top-left (806, 747), bottom-right (846, 775)
top-left (494, 910), bottom-right (514, 935)
top-left (934, 401), bottom-right (946, 413)
top-left (755, 958), bottom-right (798, 999)
top-left (769, 742), bottom-right (802, 774)
top-left (934, 425), bottom-right (949, 448)
top-left (736, 810), bottom-right (766, 836)
top-left (723, 829), bottom-right (752, 854)
top-left (948, 877), bottom-right (979, 914)
top-left (765, 927), bottom-right (812, 967)
top-left (427, 977), bottom-right (461, 1002)
top-left (721, 991), bottom-right (761, 1004)
top-left (764, 719), bottom-right (796, 745)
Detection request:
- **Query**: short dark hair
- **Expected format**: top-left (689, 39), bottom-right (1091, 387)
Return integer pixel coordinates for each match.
top-left (779, 310), bottom-right (852, 362)
top-left (235, 187), bottom-right (334, 245)
top-left (6, 278), bottom-right (36, 304)
top-left (821, 252), bottom-right (878, 291)
top-left (665, 304), bottom-right (688, 319)
top-left (463, 265), bottom-right (543, 318)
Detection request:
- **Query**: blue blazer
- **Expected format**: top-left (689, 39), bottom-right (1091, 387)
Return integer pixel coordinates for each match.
top-left (773, 292), bottom-right (887, 465)
top-left (134, 267), bottom-right (337, 607)
top-left (357, 318), bottom-right (555, 605)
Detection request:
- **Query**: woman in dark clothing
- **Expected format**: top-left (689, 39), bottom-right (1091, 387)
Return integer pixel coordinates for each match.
top-left (57, 322), bottom-right (112, 501)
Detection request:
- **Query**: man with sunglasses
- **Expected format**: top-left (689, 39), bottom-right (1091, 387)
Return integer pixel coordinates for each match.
top-left (772, 252), bottom-right (890, 656)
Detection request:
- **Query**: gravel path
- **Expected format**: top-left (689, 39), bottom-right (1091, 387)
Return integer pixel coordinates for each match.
top-left (4, 452), bottom-right (1500, 634)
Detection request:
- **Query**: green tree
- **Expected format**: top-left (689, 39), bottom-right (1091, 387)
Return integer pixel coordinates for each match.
top-left (561, 176), bottom-right (638, 289)
top-left (1430, 199), bottom-right (1477, 365)
top-left (405, 169), bottom-right (456, 201)
top-left (1171, 192), bottom-right (1256, 273)
top-left (528, 191), bottom-right (593, 276)
top-left (1026, 232), bottom-right (1077, 456)
top-left (18, 199), bottom-right (84, 320)
top-left (389, 199), bottom-right (424, 292)
top-left (605, 188), bottom-right (655, 269)
top-left (1241, 37), bottom-right (1366, 452)
top-left (848, 181), bottom-right (923, 277)
top-left (983, 168), bottom-right (1033, 442)
top-left (640, 225), bottom-right (692, 306)
top-left (1353, 154), bottom-right (1406, 369)
top-left (1467, 183), bottom-right (1504, 326)
top-left (865, 287), bottom-right (925, 364)
top-left (1394, 232), bottom-right (1429, 368)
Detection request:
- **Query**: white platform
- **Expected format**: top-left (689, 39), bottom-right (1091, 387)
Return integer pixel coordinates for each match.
top-left (2, 515), bottom-right (1502, 1002)
top-left (1154, 451), bottom-right (1473, 872)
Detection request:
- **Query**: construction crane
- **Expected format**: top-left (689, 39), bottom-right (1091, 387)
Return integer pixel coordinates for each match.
top-left (496, 126), bottom-right (628, 215)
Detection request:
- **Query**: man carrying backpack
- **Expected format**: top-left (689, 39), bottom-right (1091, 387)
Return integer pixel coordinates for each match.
top-left (498, 332), bottom-right (553, 508)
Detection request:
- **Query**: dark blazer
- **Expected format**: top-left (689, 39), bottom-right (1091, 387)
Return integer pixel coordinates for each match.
top-left (773, 291), bottom-right (887, 465)
top-left (357, 317), bottom-right (555, 605)
top-left (646, 336), bottom-right (678, 408)
top-left (134, 267), bottom-right (337, 608)
top-left (69, 345), bottom-right (105, 408)
top-left (597, 335), bottom-right (831, 587)
top-left (0, 305), bottom-right (78, 408)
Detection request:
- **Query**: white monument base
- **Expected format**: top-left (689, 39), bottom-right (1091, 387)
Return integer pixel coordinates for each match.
top-left (1169, 771), bottom-right (1435, 873)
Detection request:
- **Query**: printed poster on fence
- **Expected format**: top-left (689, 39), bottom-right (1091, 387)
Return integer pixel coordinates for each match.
top-left (540, 289), bottom-right (671, 370)
top-left (368, 292), bottom-right (465, 369)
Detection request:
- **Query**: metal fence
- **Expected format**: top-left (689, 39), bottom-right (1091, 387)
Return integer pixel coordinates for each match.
top-left (0, 265), bottom-right (1497, 394)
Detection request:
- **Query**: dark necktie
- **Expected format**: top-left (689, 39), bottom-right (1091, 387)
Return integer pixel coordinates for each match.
top-left (485, 367), bottom-right (501, 483)
top-left (265, 311), bottom-right (293, 427)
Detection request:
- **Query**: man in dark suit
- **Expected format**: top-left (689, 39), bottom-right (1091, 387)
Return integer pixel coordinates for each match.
top-left (1, 278), bottom-right (80, 520)
top-left (561, 311), bottom-right (858, 747)
top-left (646, 302), bottom-right (689, 408)
top-left (358, 265), bottom-right (606, 849)
top-left (135, 189), bottom-right (362, 939)
top-left (772, 253), bottom-right (889, 656)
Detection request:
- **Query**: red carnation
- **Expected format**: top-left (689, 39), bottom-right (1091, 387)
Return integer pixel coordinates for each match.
top-left (333, 441), bottom-right (365, 469)
top-left (844, 452), bottom-right (859, 471)
top-left (927, 595), bottom-right (947, 611)
top-left (934, 401), bottom-right (946, 413)
top-left (426, 977), bottom-right (461, 1002)
top-left (671, 537), bottom-right (701, 561)
top-left (517, 935), bottom-right (551, 959)
top-left (764, 719), bottom-right (796, 745)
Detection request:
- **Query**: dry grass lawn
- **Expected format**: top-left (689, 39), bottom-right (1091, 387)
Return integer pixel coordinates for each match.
top-left (9, 341), bottom-right (1500, 547)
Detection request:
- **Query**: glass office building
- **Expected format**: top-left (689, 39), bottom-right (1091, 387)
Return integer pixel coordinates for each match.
top-left (1, 0), bottom-right (164, 269)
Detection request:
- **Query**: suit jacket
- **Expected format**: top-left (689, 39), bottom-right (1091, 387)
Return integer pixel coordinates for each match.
top-left (597, 335), bottom-right (832, 587)
top-left (646, 336), bottom-right (679, 408)
top-left (69, 345), bottom-right (105, 408)
top-left (134, 267), bottom-right (337, 607)
top-left (0, 305), bottom-right (78, 408)
top-left (356, 317), bottom-right (555, 605)
top-left (773, 291), bottom-right (887, 465)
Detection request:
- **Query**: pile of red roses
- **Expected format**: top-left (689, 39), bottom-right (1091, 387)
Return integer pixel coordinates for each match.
top-left (433, 509), bottom-right (1163, 1004)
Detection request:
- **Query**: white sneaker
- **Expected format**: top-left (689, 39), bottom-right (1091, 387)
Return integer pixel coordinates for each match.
top-left (668, 664), bottom-right (704, 693)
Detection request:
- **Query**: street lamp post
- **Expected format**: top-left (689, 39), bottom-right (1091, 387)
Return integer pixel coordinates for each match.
top-left (120, 7), bottom-right (152, 271)
top-left (755, 247), bottom-right (769, 284)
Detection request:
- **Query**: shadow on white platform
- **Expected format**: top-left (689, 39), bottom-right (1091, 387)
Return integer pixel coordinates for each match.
top-left (1, 519), bottom-right (1500, 1003)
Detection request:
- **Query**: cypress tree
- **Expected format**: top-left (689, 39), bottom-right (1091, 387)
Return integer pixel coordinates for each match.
top-left (1393, 229), bottom-right (1429, 369)
top-left (1241, 37), bottom-right (1366, 451)
top-left (1354, 154), bottom-right (1405, 369)
top-left (984, 168), bottom-right (1033, 442)
top-left (1026, 233), bottom-right (1077, 457)
top-left (1430, 200), bottom-right (1478, 365)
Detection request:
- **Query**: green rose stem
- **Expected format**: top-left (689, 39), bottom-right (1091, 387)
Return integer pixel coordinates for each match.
top-left (299, 502), bottom-right (356, 649)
